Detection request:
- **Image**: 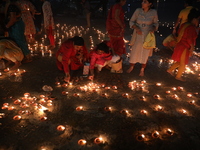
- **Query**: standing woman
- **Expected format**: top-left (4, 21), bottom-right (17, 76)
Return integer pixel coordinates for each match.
top-left (106, 0), bottom-right (126, 57)
top-left (41, 0), bottom-right (55, 49)
top-left (127, 0), bottom-right (158, 76)
top-left (4, 0), bottom-right (32, 62)
top-left (16, 0), bottom-right (36, 43)
top-left (167, 8), bottom-right (200, 81)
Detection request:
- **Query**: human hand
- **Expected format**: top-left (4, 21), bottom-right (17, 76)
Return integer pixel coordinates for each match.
top-left (172, 29), bottom-right (176, 36)
top-left (64, 74), bottom-right (70, 82)
top-left (88, 75), bottom-right (94, 81)
top-left (136, 28), bottom-right (142, 35)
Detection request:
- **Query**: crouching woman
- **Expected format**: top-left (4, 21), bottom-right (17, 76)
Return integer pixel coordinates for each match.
top-left (88, 41), bottom-right (122, 80)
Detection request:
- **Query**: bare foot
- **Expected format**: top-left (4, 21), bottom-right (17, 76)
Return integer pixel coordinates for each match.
top-left (175, 77), bottom-right (185, 82)
top-left (167, 70), bottom-right (174, 76)
top-left (127, 66), bottom-right (134, 73)
top-left (10, 61), bottom-right (21, 70)
top-left (139, 71), bottom-right (144, 77)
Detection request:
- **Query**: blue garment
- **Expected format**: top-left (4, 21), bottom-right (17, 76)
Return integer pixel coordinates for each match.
top-left (8, 19), bottom-right (30, 56)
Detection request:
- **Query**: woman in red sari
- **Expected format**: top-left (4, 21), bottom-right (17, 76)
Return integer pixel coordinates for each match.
top-left (106, 0), bottom-right (126, 56)
top-left (167, 8), bottom-right (200, 81)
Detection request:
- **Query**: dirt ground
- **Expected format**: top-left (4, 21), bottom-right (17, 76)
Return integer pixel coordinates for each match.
top-left (0, 11), bottom-right (200, 150)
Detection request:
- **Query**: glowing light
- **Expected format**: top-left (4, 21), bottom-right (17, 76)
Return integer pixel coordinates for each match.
top-left (57, 125), bottom-right (66, 131)
top-left (140, 109), bottom-right (147, 115)
top-left (78, 139), bottom-right (87, 145)
top-left (136, 134), bottom-right (145, 141)
top-left (76, 106), bottom-right (83, 111)
top-left (166, 128), bottom-right (174, 136)
top-left (94, 137), bottom-right (103, 144)
top-left (152, 131), bottom-right (160, 138)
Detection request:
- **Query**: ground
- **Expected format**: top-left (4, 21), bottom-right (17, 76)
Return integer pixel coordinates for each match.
top-left (0, 5), bottom-right (200, 150)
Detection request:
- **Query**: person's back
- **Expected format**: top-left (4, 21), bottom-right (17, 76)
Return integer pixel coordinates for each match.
top-left (173, 0), bottom-right (194, 35)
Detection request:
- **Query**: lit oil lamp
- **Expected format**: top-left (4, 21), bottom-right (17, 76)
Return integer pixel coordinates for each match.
top-left (47, 103), bottom-right (52, 107)
top-left (73, 93), bottom-right (80, 97)
top-left (94, 137), bottom-right (103, 144)
top-left (166, 128), bottom-right (174, 136)
top-left (188, 100), bottom-right (195, 105)
top-left (156, 105), bottom-right (163, 111)
top-left (104, 107), bottom-right (112, 112)
top-left (24, 93), bottom-right (30, 98)
top-left (112, 86), bottom-right (117, 90)
top-left (177, 86), bottom-right (184, 91)
top-left (140, 109), bottom-right (148, 115)
top-left (141, 80), bottom-right (146, 84)
top-left (101, 84), bottom-right (105, 88)
top-left (1, 106), bottom-right (8, 109)
top-left (78, 139), bottom-right (87, 145)
top-left (153, 94), bottom-right (160, 99)
top-left (76, 106), bottom-right (83, 111)
top-left (136, 134), bottom-right (145, 141)
top-left (166, 90), bottom-right (171, 94)
top-left (156, 83), bottom-right (162, 86)
top-left (14, 99), bottom-right (21, 104)
top-left (180, 109), bottom-right (187, 115)
top-left (0, 113), bottom-right (5, 118)
top-left (8, 106), bottom-right (15, 110)
top-left (13, 115), bottom-right (22, 120)
top-left (171, 94), bottom-right (178, 99)
top-left (105, 86), bottom-right (111, 90)
top-left (57, 125), bottom-right (65, 131)
top-left (152, 131), bottom-right (160, 138)
top-left (101, 93), bottom-right (108, 97)
top-left (122, 93), bottom-right (129, 98)
top-left (40, 116), bottom-right (47, 121)
top-left (62, 91), bottom-right (68, 95)
top-left (172, 87), bottom-right (177, 91)
top-left (187, 93), bottom-right (192, 98)
top-left (62, 83), bottom-right (68, 87)
top-left (120, 109), bottom-right (129, 115)
top-left (139, 96), bottom-right (146, 101)
top-left (3, 103), bottom-right (9, 106)
top-left (55, 82), bottom-right (61, 86)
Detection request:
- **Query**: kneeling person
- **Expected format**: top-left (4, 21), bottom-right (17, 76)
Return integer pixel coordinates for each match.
top-left (56, 36), bottom-right (89, 82)
top-left (89, 41), bottom-right (122, 80)
top-left (0, 38), bottom-right (24, 70)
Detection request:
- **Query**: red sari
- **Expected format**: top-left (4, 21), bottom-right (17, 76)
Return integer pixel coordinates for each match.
top-left (106, 3), bottom-right (125, 56)
top-left (172, 23), bottom-right (197, 64)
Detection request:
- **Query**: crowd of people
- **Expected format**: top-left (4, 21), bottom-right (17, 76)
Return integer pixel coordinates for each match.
top-left (0, 0), bottom-right (200, 82)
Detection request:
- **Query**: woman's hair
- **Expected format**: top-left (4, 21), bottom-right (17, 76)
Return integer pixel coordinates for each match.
top-left (147, 0), bottom-right (155, 9)
top-left (188, 8), bottom-right (200, 22)
top-left (185, 0), bottom-right (193, 6)
top-left (73, 36), bottom-right (84, 46)
top-left (96, 42), bottom-right (109, 53)
top-left (115, 0), bottom-right (125, 3)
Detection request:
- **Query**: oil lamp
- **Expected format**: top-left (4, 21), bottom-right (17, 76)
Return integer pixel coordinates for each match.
top-left (94, 137), bottom-right (103, 144)
top-left (152, 131), bottom-right (160, 138)
top-left (13, 115), bottom-right (22, 120)
top-left (40, 116), bottom-right (47, 121)
top-left (156, 83), bottom-right (161, 86)
top-left (104, 107), bottom-right (112, 112)
top-left (139, 96), bottom-right (146, 101)
top-left (189, 100), bottom-right (195, 105)
top-left (166, 128), bottom-right (174, 136)
top-left (122, 93), bottom-right (129, 98)
top-left (78, 139), bottom-right (87, 145)
top-left (153, 94), bottom-right (160, 99)
top-left (62, 91), bottom-right (68, 95)
top-left (76, 106), bottom-right (83, 111)
top-left (57, 125), bottom-right (65, 131)
top-left (140, 109), bottom-right (147, 115)
top-left (136, 134), bottom-right (145, 141)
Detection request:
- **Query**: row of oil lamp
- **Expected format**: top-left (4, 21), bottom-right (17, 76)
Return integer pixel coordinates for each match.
top-left (1, 93), bottom-right (53, 121)
top-left (56, 81), bottom-right (197, 101)
top-left (73, 104), bottom-right (192, 116)
top-left (0, 68), bottom-right (26, 78)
